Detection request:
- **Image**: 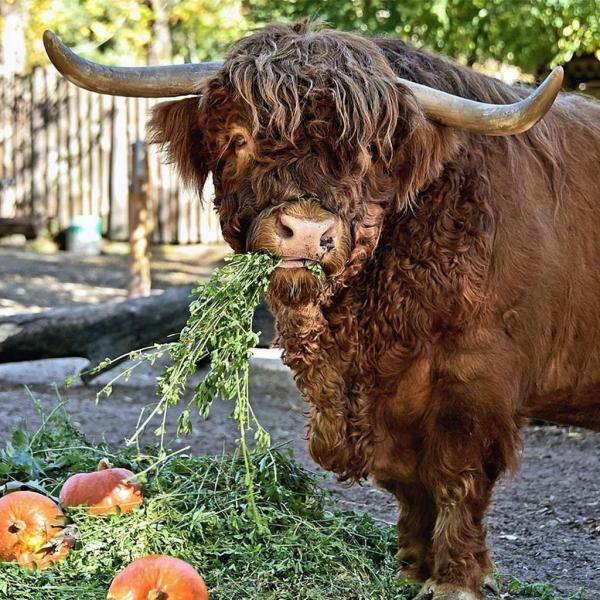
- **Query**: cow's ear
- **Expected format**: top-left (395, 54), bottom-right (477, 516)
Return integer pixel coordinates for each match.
top-left (148, 97), bottom-right (209, 192)
top-left (389, 90), bottom-right (459, 210)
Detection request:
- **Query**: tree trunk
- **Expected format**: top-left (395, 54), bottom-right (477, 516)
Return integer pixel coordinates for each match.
top-left (148, 0), bottom-right (173, 65)
top-left (128, 141), bottom-right (151, 298)
top-left (0, 0), bottom-right (32, 77)
top-left (0, 287), bottom-right (275, 378)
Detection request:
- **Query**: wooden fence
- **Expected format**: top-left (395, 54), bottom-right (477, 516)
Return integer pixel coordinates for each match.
top-left (0, 65), bottom-right (222, 244)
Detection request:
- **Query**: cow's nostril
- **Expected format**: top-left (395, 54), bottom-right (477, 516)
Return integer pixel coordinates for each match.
top-left (320, 235), bottom-right (334, 251)
top-left (276, 217), bottom-right (294, 240)
top-left (319, 220), bottom-right (337, 251)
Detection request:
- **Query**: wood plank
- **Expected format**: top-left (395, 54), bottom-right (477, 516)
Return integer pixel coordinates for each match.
top-left (22, 74), bottom-right (33, 216)
top-left (3, 74), bottom-right (15, 217)
top-left (56, 77), bottom-right (70, 230)
top-left (140, 97), bottom-right (156, 241)
top-left (0, 74), bottom-right (5, 216)
top-left (177, 178), bottom-right (190, 244)
top-left (99, 94), bottom-right (112, 234)
top-left (30, 67), bottom-right (46, 217)
top-left (0, 74), bottom-right (10, 217)
top-left (44, 66), bottom-right (60, 227)
top-left (170, 155), bottom-right (179, 243)
top-left (109, 95), bottom-right (129, 239)
top-left (89, 87), bottom-right (102, 220)
top-left (147, 139), bottom-right (161, 244)
top-left (12, 75), bottom-right (25, 215)
top-left (188, 178), bottom-right (200, 243)
top-left (78, 86), bottom-right (91, 215)
top-left (146, 98), bottom-right (162, 244)
top-left (67, 81), bottom-right (82, 219)
top-left (157, 154), bottom-right (170, 243)
top-left (41, 67), bottom-right (58, 227)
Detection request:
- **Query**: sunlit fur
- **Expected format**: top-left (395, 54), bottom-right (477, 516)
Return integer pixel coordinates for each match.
top-left (149, 20), bottom-right (600, 599)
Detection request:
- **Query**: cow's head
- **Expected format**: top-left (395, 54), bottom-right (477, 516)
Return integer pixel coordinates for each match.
top-left (44, 21), bottom-right (562, 306)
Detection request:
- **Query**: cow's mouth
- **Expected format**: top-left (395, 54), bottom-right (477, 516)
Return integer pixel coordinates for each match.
top-left (278, 258), bottom-right (320, 269)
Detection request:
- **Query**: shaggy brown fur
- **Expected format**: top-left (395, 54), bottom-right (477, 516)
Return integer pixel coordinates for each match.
top-left (149, 20), bottom-right (600, 599)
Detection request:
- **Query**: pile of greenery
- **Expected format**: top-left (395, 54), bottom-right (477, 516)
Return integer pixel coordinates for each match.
top-left (0, 403), bottom-right (414, 600)
top-left (0, 404), bottom-right (583, 600)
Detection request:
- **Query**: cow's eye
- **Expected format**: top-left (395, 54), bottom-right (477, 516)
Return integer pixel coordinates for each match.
top-left (233, 135), bottom-right (247, 148)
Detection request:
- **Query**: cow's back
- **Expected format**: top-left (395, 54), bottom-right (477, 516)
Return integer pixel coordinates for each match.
top-left (378, 37), bottom-right (600, 422)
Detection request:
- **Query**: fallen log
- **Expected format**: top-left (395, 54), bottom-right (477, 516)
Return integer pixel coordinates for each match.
top-left (0, 286), bottom-right (276, 378)
top-left (0, 215), bottom-right (48, 239)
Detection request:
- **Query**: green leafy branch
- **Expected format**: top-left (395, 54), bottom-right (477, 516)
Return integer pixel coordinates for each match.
top-left (69, 252), bottom-right (280, 523)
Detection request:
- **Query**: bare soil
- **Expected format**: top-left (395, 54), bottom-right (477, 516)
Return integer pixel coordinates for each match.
top-left (0, 245), bottom-right (598, 599)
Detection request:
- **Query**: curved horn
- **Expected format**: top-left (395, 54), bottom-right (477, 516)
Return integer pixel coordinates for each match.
top-left (43, 30), bottom-right (223, 97)
top-left (399, 67), bottom-right (563, 136)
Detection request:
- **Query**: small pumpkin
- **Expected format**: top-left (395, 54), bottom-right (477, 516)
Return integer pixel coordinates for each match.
top-left (0, 490), bottom-right (70, 569)
top-left (59, 459), bottom-right (143, 516)
top-left (107, 555), bottom-right (209, 600)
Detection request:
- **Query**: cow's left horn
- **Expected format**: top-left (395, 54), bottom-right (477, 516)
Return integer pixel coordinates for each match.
top-left (399, 67), bottom-right (563, 135)
top-left (43, 31), bottom-right (223, 97)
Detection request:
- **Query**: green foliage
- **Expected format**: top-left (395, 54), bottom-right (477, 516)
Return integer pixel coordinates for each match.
top-left (27, 0), bottom-right (154, 66)
top-left (246, 0), bottom-right (599, 74)
top-left (19, 0), bottom-right (599, 74)
top-left (159, 252), bottom-right (277, 451)
top-left (307, 261), bottom-right (326, 277)
top-left (505, 577), bottom-right (584, 600)
top-left (25, 0), bottom-right (248, 66)
top-left (85, 253), bottom-right (277, 443)
top-left (0, 403), bottom-right (584, 600)
top-left (0, 405), bottom-right (415, 600)
top-left (168, 0), bottom-right (247, 63)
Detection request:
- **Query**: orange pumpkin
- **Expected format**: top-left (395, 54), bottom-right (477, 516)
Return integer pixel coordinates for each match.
top-left (0, 491), bottom-right (69, 569)
top-left (107, 555), bottom-right (209, 600)
top-left (60, 459), bottom-right (143, 516)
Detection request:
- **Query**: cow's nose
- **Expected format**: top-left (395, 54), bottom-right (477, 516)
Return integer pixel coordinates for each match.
top-left (276, 213), bottom-right (337, 259)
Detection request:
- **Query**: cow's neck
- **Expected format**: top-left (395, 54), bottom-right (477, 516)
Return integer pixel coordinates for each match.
top-left (269, 157), bottom-right (493, 479)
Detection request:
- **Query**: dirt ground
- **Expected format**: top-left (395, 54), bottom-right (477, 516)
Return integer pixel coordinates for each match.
top-left (0, 243), bottom-right (598, 599)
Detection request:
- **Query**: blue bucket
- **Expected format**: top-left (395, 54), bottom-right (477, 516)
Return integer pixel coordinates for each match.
top-left (66, 215), bottom-right (102, 256)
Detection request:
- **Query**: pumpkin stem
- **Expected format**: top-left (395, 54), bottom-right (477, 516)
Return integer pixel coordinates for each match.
top-left (147, 590), bottom-right (168, 600)
top-left (8, 519), bottom-right (26, 534)
top-left (97, 458), bottom-right (113, 471)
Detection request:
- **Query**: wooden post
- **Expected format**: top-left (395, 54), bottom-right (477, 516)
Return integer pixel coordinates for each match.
top-left (128, 140), bottom-right (151, 298)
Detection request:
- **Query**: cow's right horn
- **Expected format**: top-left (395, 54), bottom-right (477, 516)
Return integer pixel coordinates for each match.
top-left (399, 67), bottom-right (563, 136)
top-left (43, 30), bottom-right (223, 98)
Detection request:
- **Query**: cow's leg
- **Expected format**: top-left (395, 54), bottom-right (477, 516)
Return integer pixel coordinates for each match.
top-left (393, 482), bottom-right (436, 581)
top-left (413, 473), bottom-right (495, 600)
top-left (414, 377), bottom-right (521, 600)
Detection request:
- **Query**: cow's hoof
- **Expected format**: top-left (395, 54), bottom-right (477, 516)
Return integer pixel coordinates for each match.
top-left (413, 580), bottom-right (483, 600)
top-left (412, 580), bottom-right (435, 600)
top-left (433, 593), bottom-right (482, 600)
top-left (482, 575), bottom-right (500, 596)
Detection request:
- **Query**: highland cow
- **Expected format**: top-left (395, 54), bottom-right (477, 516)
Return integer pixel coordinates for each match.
top-left (44, 21), bottom-right (600, 600)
